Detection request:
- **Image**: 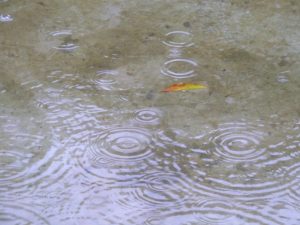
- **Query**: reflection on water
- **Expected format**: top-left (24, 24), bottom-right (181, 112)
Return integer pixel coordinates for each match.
top-left (0, 204), bottom-right (50, 225)
top-left (1, 0), bottom-right (300, 224)
top-left (0, 14), bottom-right (13, 22)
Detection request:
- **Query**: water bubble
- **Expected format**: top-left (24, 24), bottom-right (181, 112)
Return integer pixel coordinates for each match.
top-left (162, 31), bottom-right (194, 48)
top-left (0, 14), bottom-right (13, 22)
top-left (161, 58), bottom-right (197, 78)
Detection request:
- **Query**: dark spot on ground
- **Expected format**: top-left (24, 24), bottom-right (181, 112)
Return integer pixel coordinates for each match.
top-left (145, 90), bottom-right (155, 100)
top-left (183, 21), bottom-right (191, 27)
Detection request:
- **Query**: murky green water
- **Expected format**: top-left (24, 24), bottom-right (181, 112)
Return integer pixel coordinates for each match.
top-left (1, 0), bottom-right (300, 224)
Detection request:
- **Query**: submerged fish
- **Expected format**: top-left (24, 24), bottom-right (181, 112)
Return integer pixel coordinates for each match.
top-left (162, 83), bottom-right (207, 93)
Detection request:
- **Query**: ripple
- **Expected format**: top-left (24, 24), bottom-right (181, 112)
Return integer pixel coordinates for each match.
top-left (180, 120), bottom-right (297, 200)
top-left (161, 58), bottom-right (197, 78)
top-left (0, 114), bottom-right (69, 193)
top-left (130, 171), bottom-right (193, 207)
top-left (196, 121), bottom-right (267, 162)
top-left (162, 31), bottom-right (194, 48)
top-left (92, 70), bottom-right (118, 90)
top-left (145, 205), bottom-right (282, 225)
top-left (106, 170), bottom-right (199, 211)
top-left (75, 127), bottom-right (158, 181)
top-left (134, 108), bottom-right (162, 126)
top-left (0, 204), bottom-right (50, 225)
top-left (196, 199), bottom-right (234, 224)
top-left (167, 47), bottom-right (183, 58)
top-left (0, 14), bottom-right (13, 22)
top-left (90, 127), bottom-right (154, 161)
top-left (50, 30), bottom-right (72, 37)
top-left (286, 161), bottom-right (300, 200)
top-left (156, 128), bottom-right (189, 149)
top-left (54, 43), bottom-right (79, 51)
top-left (146, 210), bottom-right (215, 225)
top-left (50, 30), bottom-right (79, 52)
top-left (0, 150), bottom-right (32, 183)
top-left (277, 71), bottom-right (289, 83)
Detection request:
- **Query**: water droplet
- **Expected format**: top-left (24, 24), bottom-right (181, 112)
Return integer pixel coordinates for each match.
top-left (161, 58), bottom-right (197, 78)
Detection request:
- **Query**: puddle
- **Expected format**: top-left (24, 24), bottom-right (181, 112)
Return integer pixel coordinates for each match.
top-left (0, 0), bottom-right (300, 224)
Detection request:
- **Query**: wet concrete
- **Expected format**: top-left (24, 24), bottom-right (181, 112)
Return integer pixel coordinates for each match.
top-left (1, 0), bottom-right (300, 224)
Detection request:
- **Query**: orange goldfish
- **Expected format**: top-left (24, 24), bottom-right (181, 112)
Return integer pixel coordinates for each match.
top-left (162, 83), bottom-right (207, 93)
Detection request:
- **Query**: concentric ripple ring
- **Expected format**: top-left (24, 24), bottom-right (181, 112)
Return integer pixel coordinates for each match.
top-left (161, 58), bottom-right (198, 78)
top-left (131, 171), bottom-right (192, 206)
top-left (0, 204), bottom-right (50, 225)
top-left (88, 127), bottom-right (154, 161)
top-left (162, 31), bottom-right (194, 48)
top-left (134, 108), bottom-right (162, 125)
top-left (198, 122), bottom-right (266, 162)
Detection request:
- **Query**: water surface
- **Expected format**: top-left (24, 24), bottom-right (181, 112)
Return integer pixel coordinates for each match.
top-left (1, 0), bottom-right (300, 224)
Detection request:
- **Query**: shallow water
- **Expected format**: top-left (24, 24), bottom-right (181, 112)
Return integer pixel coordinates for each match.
top-left (0, 0), bottom-right (300, 224)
